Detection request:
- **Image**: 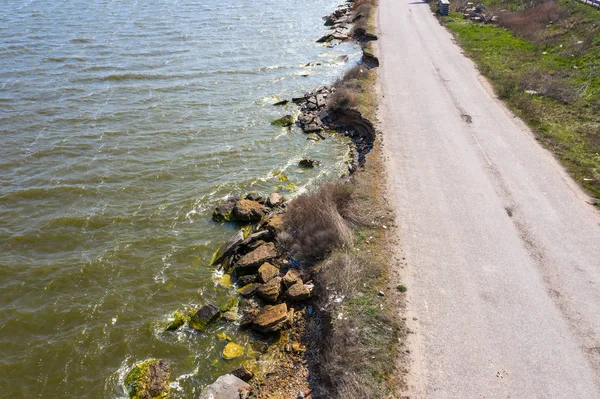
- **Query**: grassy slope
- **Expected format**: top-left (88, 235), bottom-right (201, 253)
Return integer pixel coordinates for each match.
top-left (440, 1), bottom-right (600, 203)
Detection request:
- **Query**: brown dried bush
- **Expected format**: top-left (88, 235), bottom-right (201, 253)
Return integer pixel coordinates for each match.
top-left (279, 183), bottom-right (355, 264)
top-left (498, 1), bottom-right (567, 41)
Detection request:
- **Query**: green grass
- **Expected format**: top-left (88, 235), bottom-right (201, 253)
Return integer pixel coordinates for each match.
top-left (441, 2), bottom-right (600, 201)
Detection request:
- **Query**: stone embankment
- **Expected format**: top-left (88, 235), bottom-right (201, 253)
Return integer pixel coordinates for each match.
top-left (123, 0), bottom-right (381, 397)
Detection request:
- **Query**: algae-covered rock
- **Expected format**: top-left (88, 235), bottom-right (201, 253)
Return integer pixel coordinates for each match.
top-left (237, 274), bottom-right (258, 286)
top-left (215, 273), bottom-right (233, 288)
top-left (125, 359), bottom-right (171, 399)
top-left (165, 310), bottom-right (187, 332)
top-left (237, 283), bottom-right (261, 297)
top-left (189, 304), bottom-right (220, 331)
top-left (270, 115), bottom-right (295, 127)
top-left (216, 332), bottom-right (233, 342)
top-left (211, 229), bottom-right (245, 266)
top-left (222, 342), bottom-right (245, 360)
top-left (212, 197), bottom-right (239, 222)
top-left (219, 297), bottom-right (239, 313)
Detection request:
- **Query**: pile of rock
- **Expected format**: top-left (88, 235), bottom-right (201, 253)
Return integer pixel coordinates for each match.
top-left (460, 3), bottom-right (498, 23)
top-left (212, 192), bottom-right (285, 223)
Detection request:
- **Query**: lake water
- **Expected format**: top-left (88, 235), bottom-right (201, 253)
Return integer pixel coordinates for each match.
top-left (0, 0), bottom-right (359, 397)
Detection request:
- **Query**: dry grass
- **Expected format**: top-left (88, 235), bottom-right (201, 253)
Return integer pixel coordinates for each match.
top-left (328, 65), bottom-right (371, 111)
top-left (498, 1), bottom-right (568, 41)
top-left (518, 68), bottom-right (577, 104)
top-left (279, 183), bottom-right (355, 264)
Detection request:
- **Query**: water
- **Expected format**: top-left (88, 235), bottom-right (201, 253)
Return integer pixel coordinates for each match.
top-left (0, 0), bottom-right (359, 397)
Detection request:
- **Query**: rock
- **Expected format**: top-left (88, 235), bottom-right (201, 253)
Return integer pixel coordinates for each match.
top-left (316, 34), bottom-right (333, 43)
top-left (336, 54), bottom-right (349, 63)
top-left (273, 99), bottom-right (288, 106)
top-left (266, 214), bottom-right (284, 233)
top-left (257, 262), bottom-right (279, 283)
top-left (286, 282), bottom-right (311, 301)
top-left (211, 229), bottom-right (245, 266)
top-left (235, 242), bottom-right (278, 274)
top-left (266, 192), bottom-right (285, 207)
top-left (378, 290), bottom-right (385, 297)
top-left (298, 159), bottom-right (321, 168)
top-left (240, 308), bottom-right (259, 328)
top-left (237, 283), bottom-right (261, 297)
top-left (270, 115), bottom-right (295, 127)
top-left (165, 310), bottom-right (187, 332)
top-left (232, 366), bottom-right (254, 382)
top-left (362, 51), bottom-right (380, 69)
top-left (245, 193), bottom-right (265, 203)
top-left (198, 374), bottom-right (251, 399)
top-left (316, 94), bottom-right (326, 107)
top-left (219, 297), bottom-right (239, 312)
top-left (222, 342), bottom-right (245, 360)
top-left (257, 276), bottom-right (282, 303)
top-left (303, 124), bottom-right (322, 133)
top-left (125, 359), bottom-right (171, 399)
top-left (233, 199), bottom-right (265, 223)
top-left (212, 197), bottom-right (238, 222)
top-left (189, 304), bottom-right (220, 331)
top-left (237, 274), bottom-right (257, 286)
top-left (332, 32), bottom-right (349, 41)
top-left (283, 269), bottom-right (302, 288)
top-left (292, 97), bottom-right (305, 104)
top-left (252, 303), bottom-right (288, 333)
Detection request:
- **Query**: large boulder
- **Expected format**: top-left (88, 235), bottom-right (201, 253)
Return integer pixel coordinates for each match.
top-left (211, 229), bottom-right (245, 266)
top-left (257, 277), bottom-right (282, 303)
top-left (125, 359), bottom-right (171, 399)
top-left (233, 199), bottom-right (265, 223)
top-left (257, 262), bottom-right (279, 283)
top-left (235, 242), bottom-right (278, 275)
top-left (199, 374), bottom-right (251, 399)
top-left (253, 303), bottom-right (288, 333)
top-left (212, 198), bottom-right (239, 222)
top-left (286, 282), bottom-right (311, 301)
top-left (189, 304), bottom-right (220, 331)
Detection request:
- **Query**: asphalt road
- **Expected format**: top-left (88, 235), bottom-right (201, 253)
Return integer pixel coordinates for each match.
top-left (378, 1), bottom-right (600, 397)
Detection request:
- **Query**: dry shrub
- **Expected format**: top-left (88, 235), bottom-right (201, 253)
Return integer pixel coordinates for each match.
top-left (328, 66), bottom-right (369, 111)
top-left (518, 68), bottom-right (577, 104)
top-left (498, 1), bottom-right (567, 41)
top-left (279, 183), bottom-right (355, 264)
top-left (328, 86), bottom-right (359, 111)
top-left (317, 250), bottom-right (366, 298)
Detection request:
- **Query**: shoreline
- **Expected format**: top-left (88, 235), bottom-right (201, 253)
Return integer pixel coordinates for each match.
top-left (122, 0), bottom-right (403, 397)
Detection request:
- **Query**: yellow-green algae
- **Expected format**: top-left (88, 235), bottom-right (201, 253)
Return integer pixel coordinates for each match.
top-left (125, 359), bottom-right (171, 399)
top-left (222, 342), bottom-right (245, 360)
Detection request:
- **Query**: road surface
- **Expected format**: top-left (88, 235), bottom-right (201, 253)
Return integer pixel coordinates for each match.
top-left (378, 0), bottom-right (600, 397)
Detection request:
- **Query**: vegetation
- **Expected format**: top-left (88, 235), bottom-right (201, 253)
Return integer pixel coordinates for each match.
top-left (438, 0), bottom-right (600, 200)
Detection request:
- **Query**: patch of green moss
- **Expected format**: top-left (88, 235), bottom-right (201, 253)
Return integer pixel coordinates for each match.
top-left (165, 310), bottom-right (187, 332)
top-left (270, 115), bottom-right (295, 127)
top-left (219, 296), bottom-right (239, 312)
top-left (125, 359), bottom-right (170, 399)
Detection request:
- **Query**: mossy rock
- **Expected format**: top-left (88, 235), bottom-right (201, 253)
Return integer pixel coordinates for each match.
top-left (276, 183), bottom-right (299, 192)
top-left (223, 342), bottom-right (245, 360)
top-left (165, 310), bottom-right (187, 332)
top-left (270, 115), bottom-right (295, 127)
top-left (219, 297), bottom-right (239, 313)
top-left (125, 359), bottom-right (171, 399)
top-left (215, 273), bottom-right (233, 288)
top-left (216, 332), bottom-right (233, 342)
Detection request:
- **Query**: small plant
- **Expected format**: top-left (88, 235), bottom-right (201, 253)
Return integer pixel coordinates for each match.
top-left (397, 284), bottom-right (408, 293)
